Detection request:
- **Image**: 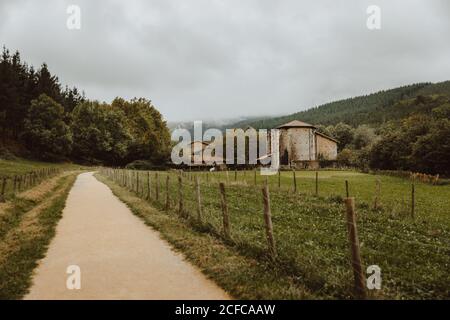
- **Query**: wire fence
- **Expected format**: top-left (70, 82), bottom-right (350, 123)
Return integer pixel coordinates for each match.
top-left (0, 167), bottom-right (63, 202)
top-left (99, 167), bottom-right (450, 299)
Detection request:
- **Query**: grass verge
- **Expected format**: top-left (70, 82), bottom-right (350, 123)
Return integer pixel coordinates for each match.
top-left (0, 172), bottom-right (79, 299)
top-left (95, 173), bottom-right (317, 299)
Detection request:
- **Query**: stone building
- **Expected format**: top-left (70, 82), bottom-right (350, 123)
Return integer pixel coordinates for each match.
top-left (276, 120), bottom-right (338, 169)
top-left (187, 141), bottom-right (223, 167)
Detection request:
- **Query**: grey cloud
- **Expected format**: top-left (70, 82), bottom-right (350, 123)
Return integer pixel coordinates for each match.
top-left (0, 0), bottom-right (449, 121)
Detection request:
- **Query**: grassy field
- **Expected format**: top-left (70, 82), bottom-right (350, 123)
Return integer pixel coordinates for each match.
top-left (99, 168), bottom-right (450, 299)
top-left (205, 170), bottom-right (450, 226)
top-left (0, 169), bottom-right (79, 299)
top-left (0, 158), bottom-right (81, 176)
top-left (0, 158), bottom-right (84, 202)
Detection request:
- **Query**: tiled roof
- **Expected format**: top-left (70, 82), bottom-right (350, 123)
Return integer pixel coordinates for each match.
top-left (276, 120), bottom-right (315, 128)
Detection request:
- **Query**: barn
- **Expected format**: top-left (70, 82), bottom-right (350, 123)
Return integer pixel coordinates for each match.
top-left (187, 141), bottom-right (223, 167)
top-left (276, 120), bottom-right (338, 169)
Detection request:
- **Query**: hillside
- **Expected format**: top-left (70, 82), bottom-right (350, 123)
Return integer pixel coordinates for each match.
top-left (229, 81), bottom-right (450, 129)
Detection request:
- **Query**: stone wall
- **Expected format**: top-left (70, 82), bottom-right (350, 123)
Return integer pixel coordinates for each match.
top-left (316, 134), bottom-right (337, 160)
top-left (279, 127), bottom-right (316, 163)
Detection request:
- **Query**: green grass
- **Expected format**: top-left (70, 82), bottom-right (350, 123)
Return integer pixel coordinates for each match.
top-left (202, 170), bottom-right (450, 226)
top-left (96, 173), bottom-right (315, 299)
top-left (0, 158), bottom-right (81, 176)
top-left (99, 169), bottom-right (450, 299)
top-left (0, 173), bottom-right (78, 299)
top-left (0, 158), bottom-right (84, 201)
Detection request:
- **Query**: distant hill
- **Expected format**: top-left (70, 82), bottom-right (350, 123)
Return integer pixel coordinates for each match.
top-left (228, 81), bottom-right (450, 129)
top-left (168, 116), bottom-right (266, 134)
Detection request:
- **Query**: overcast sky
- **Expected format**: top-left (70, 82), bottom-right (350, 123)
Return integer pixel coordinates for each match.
top-left (1, 0), bottom-right (449, 122)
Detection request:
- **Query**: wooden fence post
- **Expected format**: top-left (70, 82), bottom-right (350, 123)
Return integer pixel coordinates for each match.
top-left (315, 171), bottom-right (318, 196)
top-left (140, 172), bottom-right (145, 196)
top-left (344, 197), bottom-right (367, 299)
top-left (0, 177), bottom-right (6, 202)
top-left (292, 169), bottom-right (297, 192)
top-left (262, 184), bottom-right (277, 258)
top-left (373, 179), bottom-right (381, 209)
top-left (130, 171), bottom-right (134, 191)
top-left (165, 175), bottom-right (170, 211)
top-left (278, 170), bottom-right (281, 189)
top-left (129, 171), bottom-right (132, 190)
top-left (345, 180), bottom-right (349, 198)
top-left (219, 183), bottom-right (231, 239)
top-left (254, 168), bottom-right (257, 186)
top-left (234, 169), bottom-right (237, 182)
top-left (18, 175), bottom-right (22, 192)
top-left (411, 182), bottom-right (415, 219)
top-left (136, 171), bottom-right (140, 195)
top-left (147, 172), bottom-right (151, 200)
top-left (155, 172), bottom-right (160, 201)
top-left (195, 176), bottom-right (202, 221)
top-left (178, 175), bottom-right (184, 216)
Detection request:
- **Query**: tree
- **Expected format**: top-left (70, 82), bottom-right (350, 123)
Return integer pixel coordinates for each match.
top-left (35, 63), bottom-right (62, 104)
top-left (368, 103), bottom-right (450, 174)
top-left (352, 125), bottom-right (376, 150)
top-left (112, 97), bottom-right (171, 164)
top-left (21, 94), bottom-right (72, 160)
top-left (62, 85), bottom-right (84, 113)
top-left (315, 124), bottom-right (332, 137)
top-left (71, 101), bottom-right (132, 165)
top-left (0, 48), bottom-right (33, 138)
top-left (411, 119), bottom-right (450, 175)
top-left (331, 122), bottom-right (354, 150)
top-left (336, 148), bottom-right (354, 167)
top-left (0, 46), bottom-right (172, 166)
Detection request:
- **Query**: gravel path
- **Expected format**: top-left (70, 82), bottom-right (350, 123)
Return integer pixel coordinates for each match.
top-left (25, 172), bottom-right (229, 300)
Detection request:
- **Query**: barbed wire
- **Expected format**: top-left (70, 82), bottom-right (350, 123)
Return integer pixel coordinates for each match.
top-left (101, 170), bottom-right (447, 297)
top-left (103, 169), bottom-right (450, 260)
top-left (105, 169), bottom-right (450, 250)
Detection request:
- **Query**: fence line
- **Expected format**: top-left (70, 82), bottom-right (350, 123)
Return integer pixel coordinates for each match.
top-left (98, 167), bottom-right (447, 299)
top-left (0, 167), bottom-right (63, 202)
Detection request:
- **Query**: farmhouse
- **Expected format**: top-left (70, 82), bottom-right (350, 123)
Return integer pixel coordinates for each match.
top-left (187, 140), bottom-right (223, 167)
top-left (277, 120), bottom-right (338, 169)
top-left (184, 120), bottom-right (338, 169)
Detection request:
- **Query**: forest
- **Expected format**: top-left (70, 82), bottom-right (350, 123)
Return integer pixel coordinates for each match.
top-left (1, 46), bottom-right (449, 175)
top-left (230, 82), bottom-right (450, 176)
top-left (0, 47), bottom-right (171, 166)
top-left (314, 98), bottom-right (450, 175)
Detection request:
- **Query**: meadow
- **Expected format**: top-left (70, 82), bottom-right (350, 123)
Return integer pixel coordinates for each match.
top-left (0, 159), bottom-right (82, 201)
top-left (207, 170), bottom-right (450, 225)
top-left (0, 159), bottom-right (80, 176)
top-left (100, 168), bottom-right (450, 299)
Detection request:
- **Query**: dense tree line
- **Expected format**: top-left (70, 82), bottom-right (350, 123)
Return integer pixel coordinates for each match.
top-left (369, 96), bottom-right (450, 175)
top-left (232, 81), bottom-right (450, 129)
top-left (228, 79), bottom-right (450, 175)
top-left (0, 47), bottom-right (171, 166)
top-left (0, 48), bottom-right (83, 139)
top-left (318, 95), bottom-right (450, 175)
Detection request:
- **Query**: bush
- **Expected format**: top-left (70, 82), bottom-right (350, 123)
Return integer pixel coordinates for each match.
top-left (125, 160), bottom-right (168, 170)
top-left (0, 145), bottom-right (16, 160)
top-left (21, 94), bottom-right (72, 160)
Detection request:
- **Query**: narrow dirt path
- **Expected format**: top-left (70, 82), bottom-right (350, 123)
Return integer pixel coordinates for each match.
top-left (25, 172), bottom-right (229, 300)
